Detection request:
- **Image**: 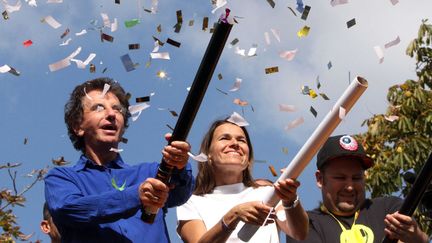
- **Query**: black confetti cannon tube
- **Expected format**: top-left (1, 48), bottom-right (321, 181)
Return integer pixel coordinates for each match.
top-left (141, 19), bottom-right (233, 223)
top-left (382, 152), bottom-right (432, 243)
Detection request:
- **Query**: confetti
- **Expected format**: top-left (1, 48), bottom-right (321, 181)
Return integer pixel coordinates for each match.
top-left (319, 93), bottom-right (330, 100)
top-left (150, 52), bottom-right (170, 60)
top-left (265, 66), bottom-right (279, 74)
top-left (217, 73), bottom-right (223, 80)
top-left (279, 104), bottom-right (297, 112)
top-left (327, 61), bottom-right (332, 69)
top-left (48, 46), bottom-right (81, 72)
top-left (120, 54), bottom-right (136, 72)
top-left (166, 38), bottom-right (181, 48)
top-left (101, 13), bottom-right (111, 27)
top-left (227, 111), bottom-right (249, 126)
top-left (110, 147), bottom-right (123, 153)
top-left (188, 19), bottom-right (194, 26)
top-left (216, 88), bottom-right (228, 95)
top-left (174, 10), bottom-right (183, 33)
top-left (390, 0), bottom-right (399, 5)
top-left (89, 64), bottom-right (96, 73)
top-left (115, 0), bottom-right (120, 4)
top-left (279, 49), bottom-right (297, 61)
top-left (23, 39), bottom-right (33, 47)
top-left (101, 32), bottom-right (114, 42)
top-left (2, 11), bottom-right (9, 20)
top-left (297, 26), bottom-right (310, 37)
top-left (282, 147), bottom-right (289, 154)
top-left (202, 17), bottom-right (209, 31)
top-left (300, 5), bottom-right (311, 20)
top-left (71, 53), bottom-right (96, 69)
top-left (233, 98), bottom-right (248, 106)
top-left (266, 0), bottom-right (275, 8)
top-left (287, 6), bottom-right (297, 16)
top-left (60, 38), bottom-right (72, 46)
top-left (269, 165), bottom-right (278, 176)
top-left (384, 36), bottom-right (400, 49)
top-left (100, 83), bottom-right (110, 98)
top-left (129, 103), bottom-right (150, 121)
top-left (374, 45), bottom-right (384, 63)
top-left (47, 0), bottom-right (63, 3)
top-left (316, 76), bottom-right (321, 89)
top-left (121, 137), bottom-right (128, 144)
top-left (124, 19), bottom-right (140, 28)
top-left (156, 24), bottom-right (162, 33)
top-left (330, 0), bottom-right (348, 7)
top-left (301, 85), bottom-right (311, 95)
top-left (169, 110), bottom-right (178, 117)
top-left (310, 106), bottom-right (317, 117)
top-left (75, 29), bottom-right (87, 36)
top-left (309, 89), bottom-right (318, 98)
top-left (156, 70), bottom-right (168, 79)
top-left (346, 18), bottom-right (356, 28)
top-left (52, 156), bottom-right (70, 166)
top-left (3, 0), bottom-right (22, 13)
top-left (211, 0), bottom-right (227, 13)
top-left (296, 0), bottom-right (304, 12)
top-left (128, 43), bottom-right (140, 50)
top-left (188, 152), bottom-right (208, 162)
top-left (270, 28), bottom-right (281, 43)
top-left (247, 44), bottom-right (258, 57)
top-left (229, 38), bottom-right (239, 47)
top-left (43, 15), bottom-right (62, 29)
top-left (229, 78), bottom-right (242, 92)
top-left (264, 32), bottom-right (271, 45)
top-left (136, 96), bottom-right (150, 103)
top-left (24, 138), bottom-right (28, 145)
top-left (284, 117), bottom-right (304, 130)
top-left (60, 28), bottom-right (70, 39)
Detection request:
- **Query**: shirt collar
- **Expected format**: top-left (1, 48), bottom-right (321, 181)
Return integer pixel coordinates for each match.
top-left (73, 154), bottom-right (127, 171)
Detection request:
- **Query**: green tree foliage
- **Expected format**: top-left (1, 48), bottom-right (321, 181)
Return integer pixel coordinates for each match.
top-left (357, 20), bottom-right (432, 235)
top-left (0, 163), bottom-right (47, 242)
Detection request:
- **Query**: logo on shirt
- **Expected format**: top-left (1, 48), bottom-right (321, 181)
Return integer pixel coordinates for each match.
top-left (340, 224), bottom-right (374, 243)
top-left (111, 177), bottom-right (126, 191)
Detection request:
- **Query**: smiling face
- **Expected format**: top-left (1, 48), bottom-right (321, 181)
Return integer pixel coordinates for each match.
top-left (208, 123), bottom-right (250, 173)
top-left (74, 90), bottom-right (125, 153)
top-left (316, 157), bottom-right (366, 216)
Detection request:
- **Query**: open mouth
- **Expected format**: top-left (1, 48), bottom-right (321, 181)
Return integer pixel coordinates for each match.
top-left (101, 124), bottom-right (117, 131)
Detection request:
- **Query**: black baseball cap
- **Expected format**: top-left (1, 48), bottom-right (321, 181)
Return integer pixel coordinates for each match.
top-left (317, 135), bottom-right (374, 169)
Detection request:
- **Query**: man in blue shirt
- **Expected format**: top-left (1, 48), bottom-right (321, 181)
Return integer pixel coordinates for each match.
top-left (45, 77), bottom-right (194, 242)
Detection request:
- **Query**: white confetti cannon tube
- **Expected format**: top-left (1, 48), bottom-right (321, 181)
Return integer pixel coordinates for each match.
top-left (238, 76), bottom-right (369, 241)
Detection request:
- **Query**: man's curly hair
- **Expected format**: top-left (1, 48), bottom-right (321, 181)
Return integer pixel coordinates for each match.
top-left (64, 77), bottom-right (131, 152)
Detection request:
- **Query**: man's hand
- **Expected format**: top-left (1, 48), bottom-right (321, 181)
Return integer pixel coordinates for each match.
top-left (384, 211), bottom-right (429, 243)
top-left (139, 178), bottom-right (170, 208)
top-left (161, 133), bottom-right (191, 170)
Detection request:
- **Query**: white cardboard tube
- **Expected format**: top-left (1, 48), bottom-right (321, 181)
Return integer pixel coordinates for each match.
top-left (237, 76), bottom-right (368, 241)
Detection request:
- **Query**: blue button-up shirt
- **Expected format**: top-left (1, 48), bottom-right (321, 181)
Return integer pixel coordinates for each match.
top-left (44, 154), bottom-right (194, 243)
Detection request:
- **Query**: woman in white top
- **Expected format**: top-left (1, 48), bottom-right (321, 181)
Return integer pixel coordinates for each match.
top-left (177, 119), bottom-right (308, 242)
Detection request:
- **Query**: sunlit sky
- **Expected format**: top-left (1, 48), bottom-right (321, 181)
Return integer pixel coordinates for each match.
top-left (1, 0), bottom-right (431, 242)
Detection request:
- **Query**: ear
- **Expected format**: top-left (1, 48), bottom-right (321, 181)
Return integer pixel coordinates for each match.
top-left (315, 170), bottom-right (323, 189)
top-left (40, 220), bottom-right (51, 234)
top-left (73, 125), bottom-right (84, 137)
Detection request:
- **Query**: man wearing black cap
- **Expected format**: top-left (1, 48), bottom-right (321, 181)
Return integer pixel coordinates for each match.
top-left (287, 135), bottom-right (428, 243)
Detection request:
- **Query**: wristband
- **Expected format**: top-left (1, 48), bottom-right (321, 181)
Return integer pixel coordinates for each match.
top-left (283, 195), bottom-right (299, 210)
top-left (221, 217), bottom-right (235, 232)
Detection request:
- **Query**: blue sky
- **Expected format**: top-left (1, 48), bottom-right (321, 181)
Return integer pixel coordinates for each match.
top-left (1, 0), bottom-right (431, 242)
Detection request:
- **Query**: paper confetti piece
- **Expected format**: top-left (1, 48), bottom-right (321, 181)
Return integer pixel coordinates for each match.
top-left (327, 61), bottom-right (332, 69)
top-left (266, 0), bottom-right (275, 8)
top-left (60, 28), bottom-right (70, 39)
top-left (282, 147), bottom-right (289, 154)
top-left (3, 0), bottom-right (22, 13)
top-left (129, 103), bottom-right (150, 121)
top-left (120, 54), bottom-right (136, 72)
top-left (346, 18), bottom-right (356, 28)
top-left (156, 70), bottom-right (168, 79)
top-left (296, 0), bottom-right (304, 12)
top-left (330, 0), bottom-right (348, 7)
top-left (101, 32), bottom-right (114, 42)
top-left (110, 147), bottom-right (123, 153)
top-left (287, 6), bottom-right (297, 16)
top-left (227, 111), bottom-right (249, 126)
top-left (43, 15), bottom-right (62, 29)
top-left (71, 53), bottom-right (96, 69)
top-left (316, 76), bottom-right (321, 89)
top-left (384, 36), bottom-right (400, 49)
top-left (169, 110), bottom-right (178, 117)
top-left (166, 38), bottom-right (181, 48)
top-left (150, 52), bottom-right (170, 60)
top-left (297, 26), bottom-right (310, 37)
top-left (229, 78), bottom-right (242, 92)
top-left (233, 98), bottom-right (248, 106)
top-left (0, 65), bottom-right (11, 73)
top-left (202, 17), bottom-right (209, 31)
top-left (374, 46), bottom-right (384, 63)
top-left (279, 104), bottom-right (297, 112)
top-left (75, 29), bottom-right (87, 36)
top-left (319, 93), bottom-right (330, 100)
top-left (216, 88), bottom-right (228, 95)
top-left (384, 115), bottom-right (399, 122)
top-left (279, 49), bottom-right (297, 61)
top-left (100, 13), bottom-right (111, 27)
top-left (124, 18), bottom-right (140, 28)
top-left (390, 0), bottom-right (399, 5)
top-left (310, 106), bottom-right (317, 117)
top-left (265, 66), bottom-right (279, 74)
top-left (2, 11), bottom-right (9, 20)
top-left (174, 10), bottom-right (183, 33)
top-left (247, 44), bottom-right (258, 57)
top-left (99, 83), bottom-right (110, 98)
top-left (269, 165), bottom-right (278, 176)
top-left (235, 46), bottom-right (246, 56)
top-left (47, 0), bottom-right (64, 3)
top-left (52, 156), bottom-right (70, 166)
top-left (23, 39), bottom-right (33, 47)
top-left (136, 96), bottom-right (150, 103)
top-left (211, 0), bottom-right (227, 13)
top-left (264, 32), bottom-right (271, 45)
top-left (89, 64), bottom-right (95, 73)
top-left (229, 38), bottom-right (239, 47)
top-left (60, 38), bottom-right (72, 46)
top-left (309, 89), bottom-right (318, 98)
top-left (284, 117), bottom-right (304, 130)
top-left (270, 28), bottom-right (281, 43)
top-left (188, 152), bottom-right (208, 162)
top-left (300, 5), bottom-right (311, 20)
top-left (128, 43), bottom-right (140, 50)
top-left (217, 73), bottom-right (223, 80)
top-left (301, 85), bottom-right (311, 95)
top-left (48, 46), bottom-right (81, 72)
